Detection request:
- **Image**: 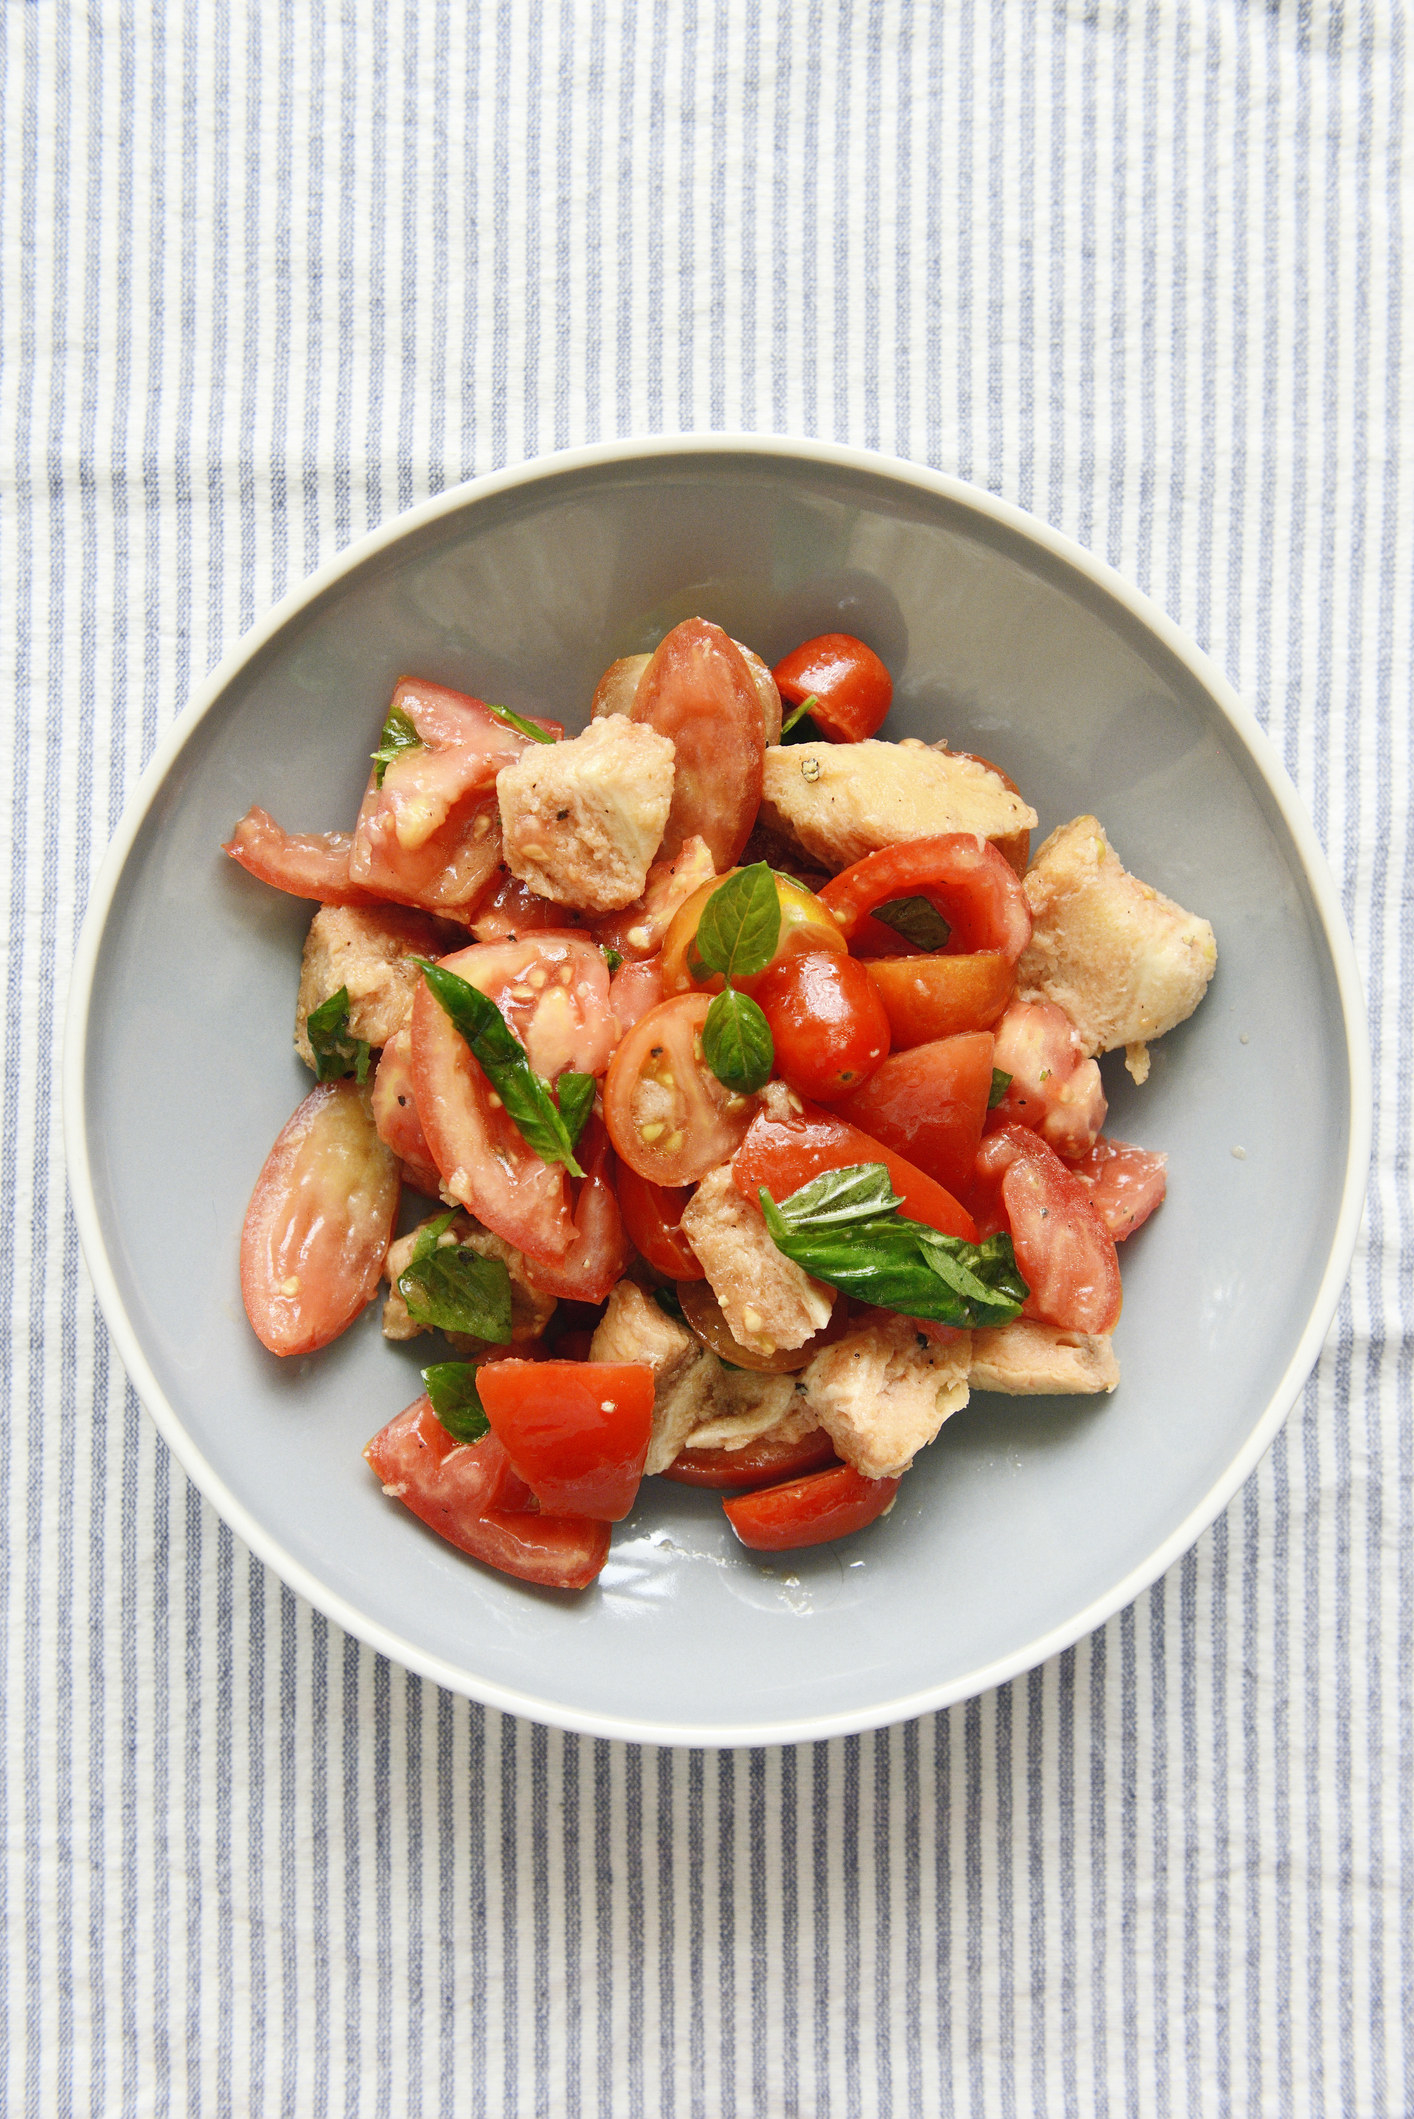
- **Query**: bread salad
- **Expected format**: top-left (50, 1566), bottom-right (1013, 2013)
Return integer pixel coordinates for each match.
top-left (227, 618), bottom-right (1217, 1591)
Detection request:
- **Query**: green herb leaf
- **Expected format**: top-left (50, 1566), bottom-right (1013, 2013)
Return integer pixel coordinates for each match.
top-left (757, 1164), bottom-right (1028, 1328)
top-left (702, 985), bottom-right (774, 1094)
top-left (778, 693), bottom-right (819, 738)
top-left (871, 895), bottom-right (952, 952)
top-left (485, 700), bottom-right (557, 744)
top-left (652, 1284), bottom-right (688, 1326)
top-left (414, 959), bottom-right (586, 1176)
top-left (988, 1068), bottom-right (1013, 1109)
top-left (601, 944), bottom-right (624, 973)
top-left (692, 863), bottom-right (782, 979)
top-left (305, 986), bottom-right (372, 1083)
top-left (421, 1361), bottom-right (491, 1444)
top-left (555, 1071), bottom-right (596, 1150)
top-left (371, 703), bottom-right (423, 787)
top-left (410, 1208), bottom-right (460, 1262)
top-left (399, 1241), bottom-right (514, 1342)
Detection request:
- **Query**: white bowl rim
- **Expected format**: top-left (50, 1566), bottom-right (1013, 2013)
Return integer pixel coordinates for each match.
top-left (62, 431), bottom-right (1373, 1749)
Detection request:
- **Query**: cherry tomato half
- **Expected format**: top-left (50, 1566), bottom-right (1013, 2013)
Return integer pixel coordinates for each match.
top-left (1066, 1137), bottom-right (1168, 1240)
top-left (863, 950), bottom-right (1015, 1046)
top-left (659, 869), bottom-right (846, 998)
top-left (631, 618), bottom-right (765, 869)
top-left (821, 834), bottom-right (1032, 962)
top-left (603, 993), bottom-right (757, 1185)
top-left (661, 1426), bottom-right (841, 1490)
top-left (365, 1397), bottom-right (610, 1590)
top-left (771, 633), bottom-right (893, 744)
top-left (616, 1163), bottom-right (704, 1279)
top-left (972, 1123), bottom-right (1122, 1334)
top-left (732, 1097), bottom-right (977, 1242)
top-left (240, 1080), bottom-right (400, 1356)
top-left (753, 949), bottom-right (891, 1102)
top-left (223, 807), bottom-right (376, 905)
top-left (477, 1359), bottom-right (655, 1521)
top-left (723, 1463), bottom-right (900, 1550)
top-left (836, 1033), bottom-right (994, 1200)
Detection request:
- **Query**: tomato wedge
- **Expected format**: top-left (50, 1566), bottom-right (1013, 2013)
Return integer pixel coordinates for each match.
top-left (594, 836), bottom-right (718, 962)
top-left (753, 950), bottom-right (891, 1102)
top-left (477, 1359), bottom-right (655, 1521)
top-left (732, 1096), bottom-right (977, 1242)
top-left (519, 1118), bottom-right (630, 1304)
top-left (821, 834), bottom-right (1032, 962)
top-left (723, 1463), bottom-right (900, 1550)
top-left (615, 1163), bottom-right (704, 1279)
top-left (608, 953), bottom-right (666, 1035)
top-left (240, 1080), bottom-right (401, 1355)
top-left (603, 994), bottom-right (757, 1185)
top-left (370, 1025), bottom-right (443, 1195)
top-left (990, 999), bottom-right (1107, 1158)
top-left (469, 870), bottom-right (586, 943)
top-left (771, 632), bottom-right (893, 744)
top-left (365, 1397), bottom-right (610, 1589)
top-left (837, 1033), bottom-right (994, 1199)
top-left (223, 807), bottom-right (376, 905)
top-left (972, 1124), bottom-right (1122, 1333)
top-left (446, 934), bottom-right (618, 1082)
top-left (863, 950), bottom-right (1015, 1046)
top-left (631, 618), bottom-right (765, 869)
top-left (1067, 1137), bottom-right (1168, 1239)
top-left (661, 1427), bottom-right (841, 1489)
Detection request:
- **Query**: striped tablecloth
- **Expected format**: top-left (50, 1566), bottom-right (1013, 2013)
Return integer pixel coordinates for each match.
top-left (6, 3), bottom-right (1409, 2112)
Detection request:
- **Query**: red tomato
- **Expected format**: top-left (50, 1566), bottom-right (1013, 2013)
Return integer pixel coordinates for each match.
top-left (863, 951), bottom-right (1015, 1046)
top-left (519, 1118), bottom-right (630, 1304)
top-left (990, 999), bottom-right (1107, 1158)
top-left (594, 836), bottom-right (718, 962)
top-left (732, 1097), bottom-right (977, 1242)
top-left (477, 1359), bottom-right (655, 1521)
top-left (1066, 1137), bottom-right (1168, 1239)
top-left (821, 834), bottom-right (1032, 962)
top-left (631, 618), bottom-right (765, 869)
top-left (754, 950), bottom-right (891, 1102)
top-left (659, 869), bottom-right (846, 998)
top-left (365, 1397), bottom-right (610, 1590)
top-left (973, 1124), bottom-right (1122, 1333)
top-left (370, 1025), bottom-right (443, 1195)
top-left (771, 633), bottom-right (893, 744)
top-left (446, 934), bottom-right (619, 1082)
top-left (240, 1080), bottom-right (401, 1355)
top-left (661, 1427), bottom-right (841, 1490)
top-left (837, 1033), bottom-right (994, 1199)
top-left (468, 869), bottom-right (585, 943)
top-left (348, 776), bottom-right (504, 912)
top-left (223, 807), bottom-right (376, 905)
top-left (603, 994), bottom-right (757, 1185)
top-left (615, 1163), bottom-right (704, 1280)
top-left (945, 748), bottom-right (1032, 875)
top-left (609, 952), bottom-right (666, 1034)
top-left (723, 1463), bottom-right (900, 1550)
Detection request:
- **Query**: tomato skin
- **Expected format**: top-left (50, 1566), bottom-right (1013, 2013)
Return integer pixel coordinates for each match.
top-left (616, 1163), bottom-right (704, 1280)
top-left (990, 999), bottom-right (1107, 1159)
top-left (240, 1081), bottom-right (401, 1355)
top-left (821, 834), bottom-right (1032, 962)
top-left (349, 777), bottom-right (504, 912)
top-left (661, 1427), bottom-right (841, 1489)
top-left (1066, 1137), bottom-right (1168, 1239)
top-left (863, 951), bottom-right (1015, 1046)
top-left (771, 633), bottom-right (893, 744)
top-left (631, 618), bottom-right (765, 869)
top-left (223, 807), bottom-right (376, 905)
top-left (370, 1026), bottom-right (443, 1195)
top-left (723, 1463), bottom-right (900, 1549)
top-left (609, 953), bottom-right (666, 1035)
top-left (973, 1124), bottom-right (1122, 1333)
top-left (603, 993), bottom-right (757, 1185)
top-left (837, 1033), bottom-right (994, 1199)
top-left (594, 836), bottom-right (718, 962)
top-left (732, 1098), bottom-right (977, 1241)
top-left (754, 950), bottom-right (891, 1102)
top-left (477, 1359), bottom-right (655, 1521)
top-left (519, 1118), bottom-right (630, 1304)
top-left (469, 870), bottom-right (585, 944)
top-left (443, 934), bottom-right (618, 1082)
top-left (660, 869), bottom-right (846, 998)
top-left (365, 1397), bottom-right (610, 1590)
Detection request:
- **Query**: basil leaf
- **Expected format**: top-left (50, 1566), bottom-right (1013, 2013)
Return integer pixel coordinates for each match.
top-left (692, 863), bottom-right (782, 979)
top-left (988, 1068), bottom-right (1013, 1109)
top-left (767, 1160), bottom-right (903, 1231)
top-left (778, 693), bottom-right (819, 738)
top-left (555, 1071), bottom-right (596, 1150)
top-left (305, 986), bottom-right (372, 1083)
top-left (601, 944), bottom-right (624, 973)
top-left (421, 1361), bottom-right (491, 1444)
top-left (400, 1239), bottom-right (513, 1341)
top-left (871, 895), bottom-right (951, 952)
top-left (485, 700), bottom-right (556, 744)
top-left (915, 1229), bottom-right (1028, 1327)
top-left (702, 985), bottom-right (774, 1094)
top-left (410, 1208), bottom-right (460, 1264)
top-left (414, 959), bottom-right (585, 1176)
top-left (371, 703), bottom-right (423, 787)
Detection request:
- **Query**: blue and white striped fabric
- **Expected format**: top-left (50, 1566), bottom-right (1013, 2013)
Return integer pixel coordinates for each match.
top-left (5, 2), bottom-right (1409, 2111)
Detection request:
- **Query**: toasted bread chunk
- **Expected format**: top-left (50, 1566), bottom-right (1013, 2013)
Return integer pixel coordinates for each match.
top-left (1017, 817), bottom-right (1217, 1082)
top-left (679, 1164), bottom-right (836, 1358)
top-left (682, 1372), bottom-right (801, 1450)
top-left (968, 1319), bottom-right (1119, 1395)
top-left (800, 1315), bottom-right (972, 1479)
top-left (757, 739), bottom-right (1037, 873)
top-left (496, 716), bottom-right (676, 912)
top-left (381, 1210), bottom-right (556, 1352)
top-left (590, 1278), bottom-right (713, 1473)
top-left (294, 903), bottom-right (444, 1069)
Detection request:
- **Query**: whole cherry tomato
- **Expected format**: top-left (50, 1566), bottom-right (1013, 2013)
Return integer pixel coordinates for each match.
top-left (477, 1358), bottom-right (655, 1521)
top-left (836, 1032), bottom-right (994, 1199)
top-left (615, 1162), bottom-right (705, 1279)
top-left (723, 1462), bottom-right (900, 1549)
top-left (753, 949), bottom-right (891, 1102)
top-left (771, 633), bottom-right (893, 744)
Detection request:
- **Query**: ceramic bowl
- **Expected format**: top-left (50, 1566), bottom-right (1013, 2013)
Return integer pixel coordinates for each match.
top-left (63, 436), bottom-right (1369, 1746)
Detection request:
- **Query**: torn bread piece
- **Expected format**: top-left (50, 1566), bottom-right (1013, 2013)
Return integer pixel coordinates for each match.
top-left (800, 1315), bottom-right (972, 1480)
top-left (679, 1163), bottom-right (836, 1359)
top-left (295, 903), bottom-right (445, 1069)
top-left (496, 715), bottom-right (676, 913)
top-left (758, 739), bottom-right (1037, 874)
top-left (382, 1211), bottom-right (556, 1352)
top-left (968, 1319), bottom-right (1120, 1395)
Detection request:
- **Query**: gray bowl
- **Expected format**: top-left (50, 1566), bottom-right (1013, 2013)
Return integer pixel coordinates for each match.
top-left (63, 437), bottom-right (1369, 1746)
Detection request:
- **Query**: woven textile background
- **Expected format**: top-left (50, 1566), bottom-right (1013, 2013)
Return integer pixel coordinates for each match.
top-left (5, 1), bottom-right (1410, 2112)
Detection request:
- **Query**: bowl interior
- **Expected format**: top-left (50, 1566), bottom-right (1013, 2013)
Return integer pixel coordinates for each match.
top-left (75, 447), bottom-right (1357, 1741)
